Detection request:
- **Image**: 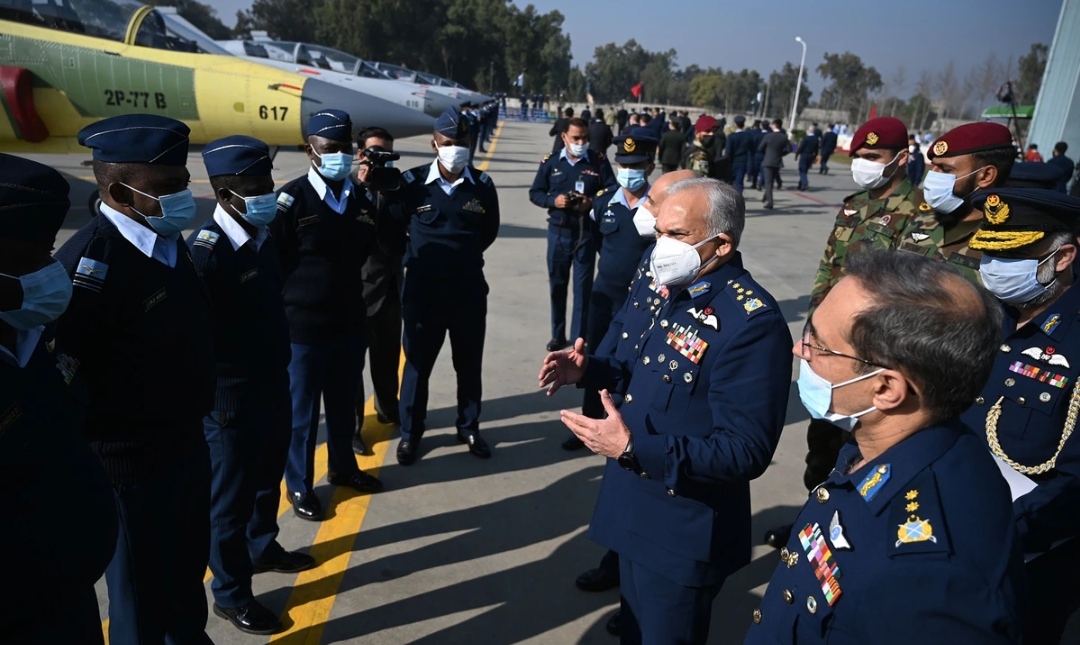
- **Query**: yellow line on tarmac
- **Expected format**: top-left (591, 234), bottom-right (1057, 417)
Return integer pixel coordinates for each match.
top-left (268, 123), bottom-right (505, 645)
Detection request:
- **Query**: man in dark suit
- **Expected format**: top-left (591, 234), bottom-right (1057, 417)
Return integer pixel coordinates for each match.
top-left (724, 116), bottom-right (755, 193)
top-left (819, 123), bottom-right (838, 175)
top-left (616, 107), bottom-right (628, 135)
top-left (758, 119), bottom-right (790, 209)
top-left (795, 125), bottom-right (820, 191)
top-left (588, 111), bottom-right (614, 157)
top-left (541, 177), bottom-right (792, 644)
top-left (658, 120), bottom-right (686, 173)
top-left (550, 107), bottom-right (573, 153)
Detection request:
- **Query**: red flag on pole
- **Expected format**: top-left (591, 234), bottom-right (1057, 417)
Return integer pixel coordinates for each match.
top-left (630, 83), bottom-right (643, 99)
top-left (868, 103), bottom-right (878, 120)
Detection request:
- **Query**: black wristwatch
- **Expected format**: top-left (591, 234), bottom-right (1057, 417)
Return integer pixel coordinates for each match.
top-left (617, 436), bottom-right (640, 472)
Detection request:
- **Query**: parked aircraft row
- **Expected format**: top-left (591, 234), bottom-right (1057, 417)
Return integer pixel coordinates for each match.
top-left (0, 0), bottom-right (492, 153)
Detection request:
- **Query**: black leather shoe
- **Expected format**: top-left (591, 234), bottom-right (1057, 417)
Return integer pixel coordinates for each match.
top-left (288, 491), bottom-right (324, 521)
top-left (575, 566), bottom-right (619, 592)
top-left (546, 337), bottom-right (568, 352)
top-left (764, 523), bottom-right (793, 549)
top-left (352, 432), bottom-right (369, 456)
top-left (253, 549), bottom-right (316, 574)
top-left (397, 439), bottom-right (419, 465)
top-left (213, 601), bottom-right (282, 635)
top-left (328, 470), bottom-right (384, 493)
top-left (605, 610), bottom-right (620, 636)
top-left (458, 432), bottom-right (491, 459)
top-left (562, 434), bottom-right (585, 451)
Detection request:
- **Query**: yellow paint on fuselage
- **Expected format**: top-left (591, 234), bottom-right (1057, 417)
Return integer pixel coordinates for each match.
top-left (0, 18), bottom-right (314, 149)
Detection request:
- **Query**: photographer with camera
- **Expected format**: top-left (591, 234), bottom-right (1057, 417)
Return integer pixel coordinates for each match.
top-left (352, 126), bottom-right (405, 455)
top-left (529, 117), bottom-right (617, 352)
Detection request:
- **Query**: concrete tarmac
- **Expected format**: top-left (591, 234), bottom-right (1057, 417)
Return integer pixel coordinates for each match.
top-left (25, 120), bottom-right (1012, 644)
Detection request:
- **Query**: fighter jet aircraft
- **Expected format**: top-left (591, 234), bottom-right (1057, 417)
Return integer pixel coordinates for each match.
top-left (215, 35), bottom-right (458, 119)
top-left (0, 0), bottom-right (434, 154)
top-left (372, 62), bottom-right (492, 107)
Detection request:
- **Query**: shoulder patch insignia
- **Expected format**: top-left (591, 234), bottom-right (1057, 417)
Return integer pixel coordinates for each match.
top-left (479, 171), bottom-right (492, 186)
top-left (193, 229), bottom-right (219, 250)
top-left (402, 170), bottom-right (415, 183)
top-left (887, 478), bottom-right (950, 557)
top-left (73, 257), bottom-right (108, 293)
top-left (276, 192), bottom-right (295, 211)
top-left (542, 152), bottom-right (552, 163)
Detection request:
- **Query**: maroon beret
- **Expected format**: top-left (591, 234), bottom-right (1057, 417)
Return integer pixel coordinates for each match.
top-left (694, 115), bottom-right (718, 133)
top-left (849, 117), bottom-right (908, 156)
top-left (928, 122), bottom-right (1014, 160)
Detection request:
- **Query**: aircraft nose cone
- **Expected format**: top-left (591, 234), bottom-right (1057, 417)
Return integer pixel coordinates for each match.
top-left (301, 79), bottom-right (435, 139)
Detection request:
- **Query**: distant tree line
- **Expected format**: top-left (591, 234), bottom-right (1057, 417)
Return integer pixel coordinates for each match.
top-left (165, 0), bottom-right (1048, 124)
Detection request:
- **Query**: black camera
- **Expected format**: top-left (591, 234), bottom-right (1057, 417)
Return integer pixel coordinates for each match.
top-left (359, 145), bottom-right (402, 191)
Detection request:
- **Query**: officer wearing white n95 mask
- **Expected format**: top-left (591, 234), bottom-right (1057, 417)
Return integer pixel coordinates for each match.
top-left (894, 121), bottom-right (1017, 285)
top-left (540, 177), bottom-right (793, 644)
top-left (962, 188), bottom-right (1080, 645)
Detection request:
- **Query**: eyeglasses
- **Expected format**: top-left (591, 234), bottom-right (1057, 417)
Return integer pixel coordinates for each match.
top-left (800, 320), bottom-right (889, 368)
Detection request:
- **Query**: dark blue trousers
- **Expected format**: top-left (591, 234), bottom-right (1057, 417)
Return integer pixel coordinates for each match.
top-left (750, 153), bottom-right (764, 187)
top-left (285, 336), bottom-right (366, 494)
top-left (619, 557), bottom-right (724, 645)
top-left (204, 391), bottom-right (291, 607)
top-left (798, 155), bottom-right (814, 188)
top-left (547, 223), bottom-right (596, 343)
top-left (582, 288), bottom-right (622, 418)
top-left (399, 272), bottom-right (487, 441)
top-left (105, 436), bottom-right (212, 645)
top-left (731, 163), bottom-right (747, 194)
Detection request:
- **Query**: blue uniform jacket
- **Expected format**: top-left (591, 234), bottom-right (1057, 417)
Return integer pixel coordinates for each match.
top-left (744, 421), bottom-right (1025, 645)
top-left (961, 280), bottom-right (1080, 553)
top-left (592, 246), bottom-right (661, 363)
top-left (528, 149), bottom-right (616, 227)
top-left (582, 254), bottom-right (794, 586)
top-left (592, 185), bottom-right (654, 298)
top-left (726, 129), bottom-right (756, 166)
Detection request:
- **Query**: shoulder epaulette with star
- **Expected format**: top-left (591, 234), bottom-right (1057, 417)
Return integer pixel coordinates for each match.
top-left (885, 471), bottom-right (951, 557)
top-left (541, 152), bottom-right (552, 163)
top-left (725, 279), bottom-right (770, 318)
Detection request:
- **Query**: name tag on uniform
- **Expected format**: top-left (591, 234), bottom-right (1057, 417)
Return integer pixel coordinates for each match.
top-left (239, 268), bottom-right (259, 284)
top-left (0, 403), bottom-right (21, 436)
top-left (298, 215), bottom-right (319, 228)
top-left (865, 222), bottom-right (894, 238)
top-left (143, 288), bottom-right (167, 312)
top-left (415, 205), bottom-right (434, 214)
top-left (947, 253), bottom-right (979, 270)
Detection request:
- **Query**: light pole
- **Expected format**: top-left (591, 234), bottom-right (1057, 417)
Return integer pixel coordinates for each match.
top-left (789, 36), bottom-right (807, 132)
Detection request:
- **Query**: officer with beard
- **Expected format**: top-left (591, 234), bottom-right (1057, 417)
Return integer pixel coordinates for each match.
top-left (894, 122), bottom-right (1016, 284)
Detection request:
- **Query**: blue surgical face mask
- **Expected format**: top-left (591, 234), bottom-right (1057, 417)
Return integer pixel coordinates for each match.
top-left (312, 150), bottom-right (353, 181)
top-left (0, 261), bottom-right (73, 330)
top-left (121, 184), bottom-right (198, 237)
top-left (979, 253), bottom-right (1056, 305)
top-left (617, 167), bottom-right (647, 191)
top-left (922, 167), bottom-right (983, 215)
top-left (797, 359), bottom-right (883, 432)
top-left (228, 190), bottom-right (278, 228)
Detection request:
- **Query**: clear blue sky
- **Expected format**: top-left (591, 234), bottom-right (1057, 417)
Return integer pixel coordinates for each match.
top-left (210, 0), bottom-right (1062, 96)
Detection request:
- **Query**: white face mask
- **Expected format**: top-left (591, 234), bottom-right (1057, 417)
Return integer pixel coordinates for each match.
top-left (437, 145), bottom-right (470, 174)
top-left (650, 235), bottom-right (717, 287)
top-left (632, 204), bottom-right (657, 237)
top-left (567, 142), bottom-right (587, 158)
top-left (850, 151), bottom-right (901, 190)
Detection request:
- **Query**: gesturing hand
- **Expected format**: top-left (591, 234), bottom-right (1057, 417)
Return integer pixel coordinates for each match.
top-left (538, 338), bottom-right (588, 396)
top-left (560, 390), bottom-right (631, 458)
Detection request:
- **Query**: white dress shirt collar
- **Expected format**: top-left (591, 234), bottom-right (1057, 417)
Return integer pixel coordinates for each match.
top-left (307, 166), bottom-right (353, 214)
top-left (99, 202), bottom-right (178, 267)
top-left (425, 160), bottom-right (475, 195)
top-left (213, 205), bottom-right (268, 251)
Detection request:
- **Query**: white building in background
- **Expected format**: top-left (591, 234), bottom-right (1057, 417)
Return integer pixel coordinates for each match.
top-left (1028, 0), bottom-right (1080, 152)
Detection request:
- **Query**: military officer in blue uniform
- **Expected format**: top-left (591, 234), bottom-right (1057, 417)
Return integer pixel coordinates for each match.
top-left (529, 116), bottom-right (617, 351)
top-left (541, 177), bottom-right (794, 644)
top-left (54, 115), bottom-right (217, 645)
top-left (962, 188), bottom-right (1080, 645)
top-left (393, 106), bottom-right (501, 465)
top-left (1, 154), bottom-right (118, 644)
top-left (745, 249), bottom-right (1025, 645)
top-left (725, 115), bottom-right (755, 194)
top-left (272, 109), bottom-right (384, 523)
top-left (191, 137), bottom-right (316, 635)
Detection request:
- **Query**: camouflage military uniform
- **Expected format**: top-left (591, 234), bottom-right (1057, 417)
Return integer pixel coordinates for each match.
top-left (808, 177), bottom-right (924, 311)
top-left (682, 142), bottom-right (710, 177)
top-left (804, 176), bottom-right (923, 492)
top-left (894, 205), bottom-right (982, 285)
